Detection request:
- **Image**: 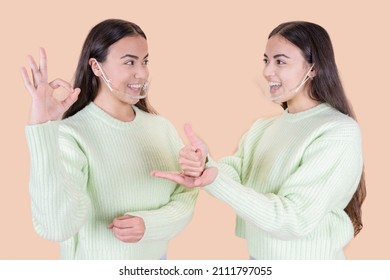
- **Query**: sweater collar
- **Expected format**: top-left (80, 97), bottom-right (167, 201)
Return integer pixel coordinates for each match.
top-left (86, 102), bottom-right (143, 129)
top-left (282, 103), bottom-right (332, 121)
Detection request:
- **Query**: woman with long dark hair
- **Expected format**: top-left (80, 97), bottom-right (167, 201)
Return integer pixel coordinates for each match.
top-left (21, 19), bottom-right (198, 259)
top-left (153, 21), bottom-right (366, 259)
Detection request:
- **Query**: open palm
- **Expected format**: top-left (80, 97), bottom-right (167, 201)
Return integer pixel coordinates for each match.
top-left (151, 167), bottom-right (218, 188)
top-left (151, 124), bottom-right (218, 188)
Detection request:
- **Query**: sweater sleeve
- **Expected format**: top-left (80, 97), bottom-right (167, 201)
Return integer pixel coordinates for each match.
top-left (126, 119), bottom-right (199, 241)
top-left (211, 119), bottom-right (273, 237)
top-left (204, 127), bottom-right (363, 240)
top-left (217, 118), bottom-right (275, 183)
top-left (25, 121), bottom-right (91, 242)
top-left (217, 137), bottom-right (245, 183)
top-left (126, 185), bottom-right (198, 241)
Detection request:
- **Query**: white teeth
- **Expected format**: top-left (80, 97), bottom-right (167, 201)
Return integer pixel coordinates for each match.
top-left (269, 81), bottom-right (281, 87)
top-left (129, 84), bottom-right (143, 89)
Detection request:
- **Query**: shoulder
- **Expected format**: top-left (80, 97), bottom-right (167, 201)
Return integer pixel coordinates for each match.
top-left (134, 107), bottom-right (180, 140)
top-left (235, 115), bottom-right (279, 147)
top-left (134, 108), bottom-right (184, 150)
top-left (250, 115), bottom-right (279, 132)
top-left (60, 105), bottom-right (92, 133)
top-left (315, 105), bottom-right (362, 142)
top-left (135, 107), bottom-right (176, 131)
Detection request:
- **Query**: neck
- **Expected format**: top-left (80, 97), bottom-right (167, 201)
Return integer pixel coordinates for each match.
top-left (286, 90), bottom-right (320, 113)
top-left (93, 92), bottom-right (135, 122)
top-left (287, 100), bottom-right (320, 113)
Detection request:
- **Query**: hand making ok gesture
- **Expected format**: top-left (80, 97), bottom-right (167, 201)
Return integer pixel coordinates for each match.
top-left (21, 47), bottom-right (81, 124)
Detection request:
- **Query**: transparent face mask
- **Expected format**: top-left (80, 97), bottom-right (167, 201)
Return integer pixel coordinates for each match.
top-left (256, 64), bottom-right (315, 104)
top-left (93, 59), bottom-right (150, 100)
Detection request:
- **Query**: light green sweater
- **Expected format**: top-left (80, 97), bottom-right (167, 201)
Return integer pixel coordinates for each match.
top-left (25, 102), bottom-right (198, 260)
top-left (205, 103), bottom-right (363, 259)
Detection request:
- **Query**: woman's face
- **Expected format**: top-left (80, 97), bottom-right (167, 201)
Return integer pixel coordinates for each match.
top-left (95, 35), bottom-right (149, 105)
top-left (263, 35), bottom-right (313, 104)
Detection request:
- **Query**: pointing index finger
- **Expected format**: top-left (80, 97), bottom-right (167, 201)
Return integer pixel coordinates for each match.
top-left (184, 123), bottom-right (200, 149)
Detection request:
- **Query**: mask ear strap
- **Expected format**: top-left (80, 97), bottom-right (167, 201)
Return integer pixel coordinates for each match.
top-left (93, 59), bottom-right (113, 91)
top-left (90, 59), bottom-right (149, 100)
top-left (293, 64), bottom-right (315, 93)
top-left (308, 63), bottom-right (315, 79)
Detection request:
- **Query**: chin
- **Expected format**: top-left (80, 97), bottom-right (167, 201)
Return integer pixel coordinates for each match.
top-left (125, 98), bottom-right (140, 105)
top-left (117, 92), bottom-right (140, 104)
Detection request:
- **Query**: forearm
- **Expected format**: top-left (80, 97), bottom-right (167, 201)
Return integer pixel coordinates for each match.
top-left (204, 144), bottom-right (362, 240)
top-left (26, 121), bottom-right (90, 241)
top-left (127, 187), bottom-right (198, 241)
top-left (204, 171), bottom-right (330, 240)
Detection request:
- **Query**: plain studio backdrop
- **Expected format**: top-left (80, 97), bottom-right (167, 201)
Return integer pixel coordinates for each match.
top-left (1, 0), bottom-right (389, 260)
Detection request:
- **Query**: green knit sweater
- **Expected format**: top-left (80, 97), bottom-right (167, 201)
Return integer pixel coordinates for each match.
top-left (205, 103), bottom-right (363, 259)
top-left (25, 102), bottom-right (198, 259)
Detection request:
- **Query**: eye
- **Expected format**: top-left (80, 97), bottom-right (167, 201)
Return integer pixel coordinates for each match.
top-left (263, 58), bottom-right (269, 64)
top-left (143, 59), bottom-right (149, 65)
top-left (276, 59), bottom-right (286, 65)
top-left (125, 60), bottom-right (134, 65)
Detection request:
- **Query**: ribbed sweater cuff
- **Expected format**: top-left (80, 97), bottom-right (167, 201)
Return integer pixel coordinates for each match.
top-left (203, 171), bottom-right (237, 199)
top-left (125, 210), bottom-right (187, 242)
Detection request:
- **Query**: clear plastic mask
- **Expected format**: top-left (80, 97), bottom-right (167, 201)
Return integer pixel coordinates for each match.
top-left (94, 59), bottom-right (149, 100)
top-left (256, 64), bottom-right (315, 104)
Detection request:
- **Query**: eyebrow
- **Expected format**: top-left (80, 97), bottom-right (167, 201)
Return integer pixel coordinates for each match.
top-left (264, 53), bottom-right (291, 59)
top-left (120, 53), bottom-right (149, 60)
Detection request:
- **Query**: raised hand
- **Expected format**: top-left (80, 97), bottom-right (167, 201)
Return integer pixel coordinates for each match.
top-left (151, 124), bottom-right (218, 188)
top-left (21, 47), bottom-right (81, 124)
top-left (107, 215), bottom-right (145, 243)
top-left (179, 123), bottom-right (208, 177)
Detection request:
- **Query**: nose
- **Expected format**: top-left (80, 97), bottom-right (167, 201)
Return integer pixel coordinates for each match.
top-left (263, 63), bottom-right (275, 80)
top-left (134, 64), bottom-right (149, 80)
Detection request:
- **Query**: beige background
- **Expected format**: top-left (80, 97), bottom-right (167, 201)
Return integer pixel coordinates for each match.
top-left (1, 0), bottom-right (389, 259)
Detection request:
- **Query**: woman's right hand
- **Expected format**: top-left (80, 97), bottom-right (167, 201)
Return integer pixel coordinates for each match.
top-left (179, 124), bottom-right (209, 177)
top-left (21, 47), bottom-right (81, 124)
top-left (151, 124), bottom-right (218, 188)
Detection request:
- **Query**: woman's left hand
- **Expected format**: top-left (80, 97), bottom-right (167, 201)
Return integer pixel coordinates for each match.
top-left (107, 215), bottom-right (145, 243)
top-left (151, 166), bottom-right (218, 188)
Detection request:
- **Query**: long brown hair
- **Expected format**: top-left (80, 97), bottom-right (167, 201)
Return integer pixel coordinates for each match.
top-left (269, 21), bottom-right (366, 236)
top-left (63, 19), bottom-right (156, 119)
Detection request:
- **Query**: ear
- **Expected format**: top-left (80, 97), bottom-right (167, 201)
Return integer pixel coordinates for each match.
top-left (309, 64), bottom-right (317, 79)
top-left (89, 58), bottom-right (101, 76)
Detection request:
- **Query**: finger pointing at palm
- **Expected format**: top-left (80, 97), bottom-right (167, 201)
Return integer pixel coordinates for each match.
top-left (151, 167), bottom-right (218, 188)
top-left (179, 124), bottom-right (209, 176)
top-left (184, 123), bottom-right (208, 160)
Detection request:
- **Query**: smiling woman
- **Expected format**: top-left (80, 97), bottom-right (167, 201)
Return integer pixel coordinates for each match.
top-left (152, 21), bottom-right (366, 260)
top-left (63, 19), bottom-right (152, 120)
top-left (262, 34), bottom-right (317, 112)
top-left (90, 36), bottom-right (150, 103)
top-left (21, 18), bottom-right (198, 260)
